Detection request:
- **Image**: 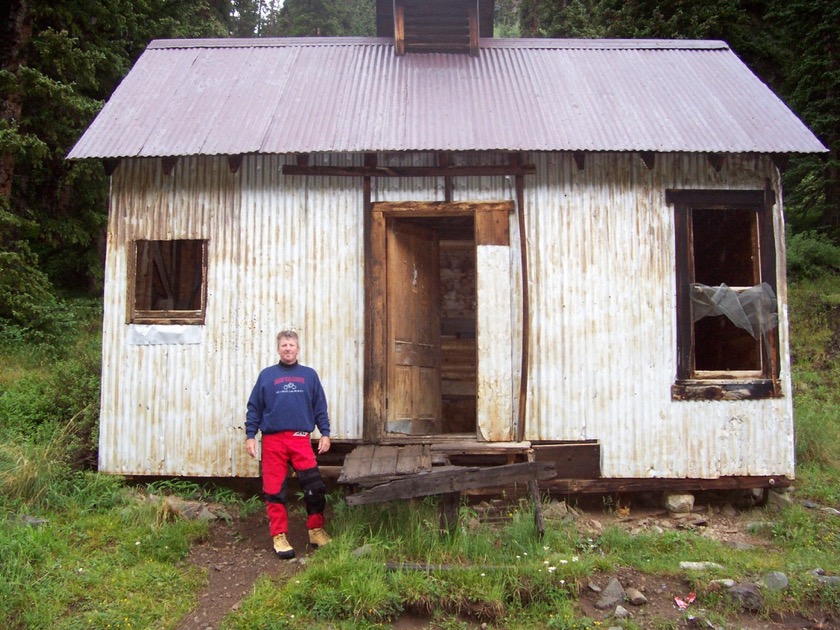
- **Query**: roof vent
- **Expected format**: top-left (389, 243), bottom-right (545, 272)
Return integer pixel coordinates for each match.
top-left (377, 0), bottom-right (494, 56)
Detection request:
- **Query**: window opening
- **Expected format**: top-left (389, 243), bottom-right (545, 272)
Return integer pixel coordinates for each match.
top-left (668, 188), bottom-right (781, 400)
top-left (131, 239), bottom-right (207, 324)
top-left (691, 209), bottom-right (762, 372)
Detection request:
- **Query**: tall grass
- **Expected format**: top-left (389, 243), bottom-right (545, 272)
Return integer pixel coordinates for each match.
top-left (787, 268), bottom-right (840, 503)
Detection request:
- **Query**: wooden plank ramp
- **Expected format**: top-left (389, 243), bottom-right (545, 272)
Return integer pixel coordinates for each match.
top-left (338, 444), bottom-right (556, 537)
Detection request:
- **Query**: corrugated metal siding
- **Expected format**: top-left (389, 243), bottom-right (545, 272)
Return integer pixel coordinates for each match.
top-left (523, 152), bottom-right (794, 478)
top-left (100, 150), bottom-right (794, 479)
top-left (69, 38), bottom-right (826, 159)
top-left (99, 154), bottom-right (365, 476)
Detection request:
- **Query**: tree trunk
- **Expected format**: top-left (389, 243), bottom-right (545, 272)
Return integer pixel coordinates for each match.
top-left (0, 0), bottom-right (32, 200)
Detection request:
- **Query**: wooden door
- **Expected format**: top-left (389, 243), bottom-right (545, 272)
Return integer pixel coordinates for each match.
top-left (386, 220), bottom-right (442, 435)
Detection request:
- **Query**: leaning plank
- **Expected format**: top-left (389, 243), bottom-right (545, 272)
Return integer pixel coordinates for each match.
top-left (345, 461), bottom-right (556, 506)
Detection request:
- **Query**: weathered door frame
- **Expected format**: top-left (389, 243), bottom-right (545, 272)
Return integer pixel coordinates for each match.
top-left (364, 200), bottom-right (514, 443)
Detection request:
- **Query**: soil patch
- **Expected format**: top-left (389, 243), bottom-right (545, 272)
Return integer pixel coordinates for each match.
top-left (176, 507), bottom-right (310, 630)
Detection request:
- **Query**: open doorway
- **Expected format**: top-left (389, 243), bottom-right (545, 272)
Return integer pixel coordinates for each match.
top-left (378, 213), bottom-right (477, 438)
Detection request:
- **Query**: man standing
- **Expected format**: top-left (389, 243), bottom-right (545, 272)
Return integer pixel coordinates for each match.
top-left (246, 330), bottom-right (332, 559)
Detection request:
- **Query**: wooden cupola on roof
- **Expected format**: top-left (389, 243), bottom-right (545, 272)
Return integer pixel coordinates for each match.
top-left (377, 0), bottom-right (495, 57)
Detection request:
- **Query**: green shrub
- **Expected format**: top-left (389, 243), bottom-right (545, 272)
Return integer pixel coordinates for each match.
top-left (0, 298), bottom-right (101, 468)
top-left (0, 237), bottom-right (71, 347)
top-left (787, 231), bottom-right (840, 279)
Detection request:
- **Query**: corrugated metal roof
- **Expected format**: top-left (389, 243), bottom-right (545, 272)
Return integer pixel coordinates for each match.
top-left (69, 37), bottom-right (827, 159)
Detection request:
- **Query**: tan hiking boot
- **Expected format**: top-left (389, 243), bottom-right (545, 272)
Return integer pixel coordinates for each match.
top-left (273, 533), bottom-right (295, 559)
top-left (308, 527), bottom-right (331, 548)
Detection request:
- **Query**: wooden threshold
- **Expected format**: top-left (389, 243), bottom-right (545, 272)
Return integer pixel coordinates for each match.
top-left (546, 475), bottom-right (791, 495)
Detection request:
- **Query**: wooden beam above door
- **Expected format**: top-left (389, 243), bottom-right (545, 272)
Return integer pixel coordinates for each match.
top-left (282, 164), bottom-right (535, 178)
top-left (373, 200), bottom-right (514, 216)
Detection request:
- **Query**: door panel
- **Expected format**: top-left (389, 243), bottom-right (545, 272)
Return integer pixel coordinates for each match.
top-left (387, 221), bottom-right (442, 435)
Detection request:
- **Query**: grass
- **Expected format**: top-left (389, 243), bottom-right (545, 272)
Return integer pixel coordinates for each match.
top-left (0, 271), bottom-right (838, 628)
top-left (788, 273), bottom-right (840, 505)
top-left (222, 489), bottom-right (840, 629)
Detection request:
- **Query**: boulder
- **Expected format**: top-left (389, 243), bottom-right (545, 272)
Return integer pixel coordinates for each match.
top-left (727, 582), bottom-right (764, 611)
top-left (595, 577), bottom-right (626, 610)
top-left (664, 493), bottom-right (695, 513)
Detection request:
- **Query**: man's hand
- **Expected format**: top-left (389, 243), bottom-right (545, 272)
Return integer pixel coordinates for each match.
top-left (317, 435), bottom-right (331, 455)
top-left (245, 438), bottom-right (258, 458)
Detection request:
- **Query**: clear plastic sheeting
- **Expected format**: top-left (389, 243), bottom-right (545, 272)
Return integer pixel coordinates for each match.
top-left (690, 283), bottom-right (778, 339)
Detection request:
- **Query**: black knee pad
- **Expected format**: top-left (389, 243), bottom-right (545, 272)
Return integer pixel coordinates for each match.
top-left (297, 466), bottom-right (326, 514)
top-left (264, 478), bottom-right (288, 505)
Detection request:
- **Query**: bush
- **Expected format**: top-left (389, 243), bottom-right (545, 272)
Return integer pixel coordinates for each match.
top-left (787, 231), bottom-right (840, 280)
top-left (0, 299), bottom-right (101, 469)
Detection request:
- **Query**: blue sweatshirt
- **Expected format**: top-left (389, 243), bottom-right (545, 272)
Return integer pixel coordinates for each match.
top-left (245, 361), bottom-right (330, 439)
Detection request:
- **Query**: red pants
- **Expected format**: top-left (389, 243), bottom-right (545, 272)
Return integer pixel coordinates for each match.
top-left (261, 432), bottom-right (325, 536)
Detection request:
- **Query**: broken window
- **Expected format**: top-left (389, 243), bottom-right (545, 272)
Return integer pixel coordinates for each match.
top-left (130, 240), bottom-right (207, 325)
top-left (667, 189), bottom-right (781, 400)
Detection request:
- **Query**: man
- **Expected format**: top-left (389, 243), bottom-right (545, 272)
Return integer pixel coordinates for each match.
top-left (246, 330), bottom-right (332, 559)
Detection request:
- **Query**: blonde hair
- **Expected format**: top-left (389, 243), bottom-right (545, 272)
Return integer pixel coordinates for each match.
top-left (276, 330), bottom-right (299, 345)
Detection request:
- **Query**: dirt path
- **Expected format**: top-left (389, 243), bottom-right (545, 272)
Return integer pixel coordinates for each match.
top-left (176, 509), bottom-right (308, 630)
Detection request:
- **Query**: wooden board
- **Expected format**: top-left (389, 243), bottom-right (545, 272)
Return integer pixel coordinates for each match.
top-left (338, 444), bottom-right (432, 485)
top-left (345, 461), bottom-right (556, 506)
top-left (531, 442), bottom-right (601, 479)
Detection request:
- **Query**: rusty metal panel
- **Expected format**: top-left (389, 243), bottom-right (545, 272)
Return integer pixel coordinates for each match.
top-left (69, 38), bottom-right (826, 159)
top-left (521, 152), bottom-right (794, 479)
top-left (476, 245), bottom-right (514, 441)
top-left (99, 154), bottom-right (365, 476)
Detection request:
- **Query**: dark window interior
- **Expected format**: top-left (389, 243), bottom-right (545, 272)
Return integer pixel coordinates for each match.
top-left (691, 209), bottom-right (760, 371)
top-left (133, 240), bottom-right (206, 322)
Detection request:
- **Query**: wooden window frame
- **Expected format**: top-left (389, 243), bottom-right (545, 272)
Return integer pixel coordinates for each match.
top-left (127, 239), bottom-right (208, 325)
top-left (667, 188), bottom-right (781, 401)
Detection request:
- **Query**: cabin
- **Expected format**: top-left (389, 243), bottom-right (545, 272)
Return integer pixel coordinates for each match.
top-left (69, 0), bottom-right (827, 495)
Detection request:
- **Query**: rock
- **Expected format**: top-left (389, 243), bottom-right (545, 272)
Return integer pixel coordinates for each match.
top-left (709, 578), bottom-right (736, 589)
top-left (664, 493), bottom-right (695, 513)
top-left (821, 506), bottom-right (840, 516)
top-left (625, 587), bottom-right (647, 605)
top-left (680, 561), bottom-right (725, 571)
top-left (767, 490), bottom-right (794, 510)
top-left (723, 541), bottom-right (755, 551)
top-left (721, 503), bottom-right (739, 518)
top-left (543, 500), bottom-right (569, 520)
top-left (727, 582), bottom-right (764, 611)
top-left (614, 605), bottom-right (632, 618)
top-left (749, 488), bottom-right (766, 503)
top-left (595, 577), bottom-right (626, 610)
top-left (760, 571), bottom-right (789, 591)
top-left (214, 507), bottom-right (233, 522)
top-left (817, 576), bottom-right (840, 589)
top-left (165, 497), bottom-right (218, 521)
top-left (352, 544), bottom-right (373, 558)
top-left (18, 515), bottom-right (49, 527)
top-left (587, 581), bottom-right (602, 593)
top-left (587, 518), bottom-right (604, 534)
top-left (810, 568), bottom-right (826, 576)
